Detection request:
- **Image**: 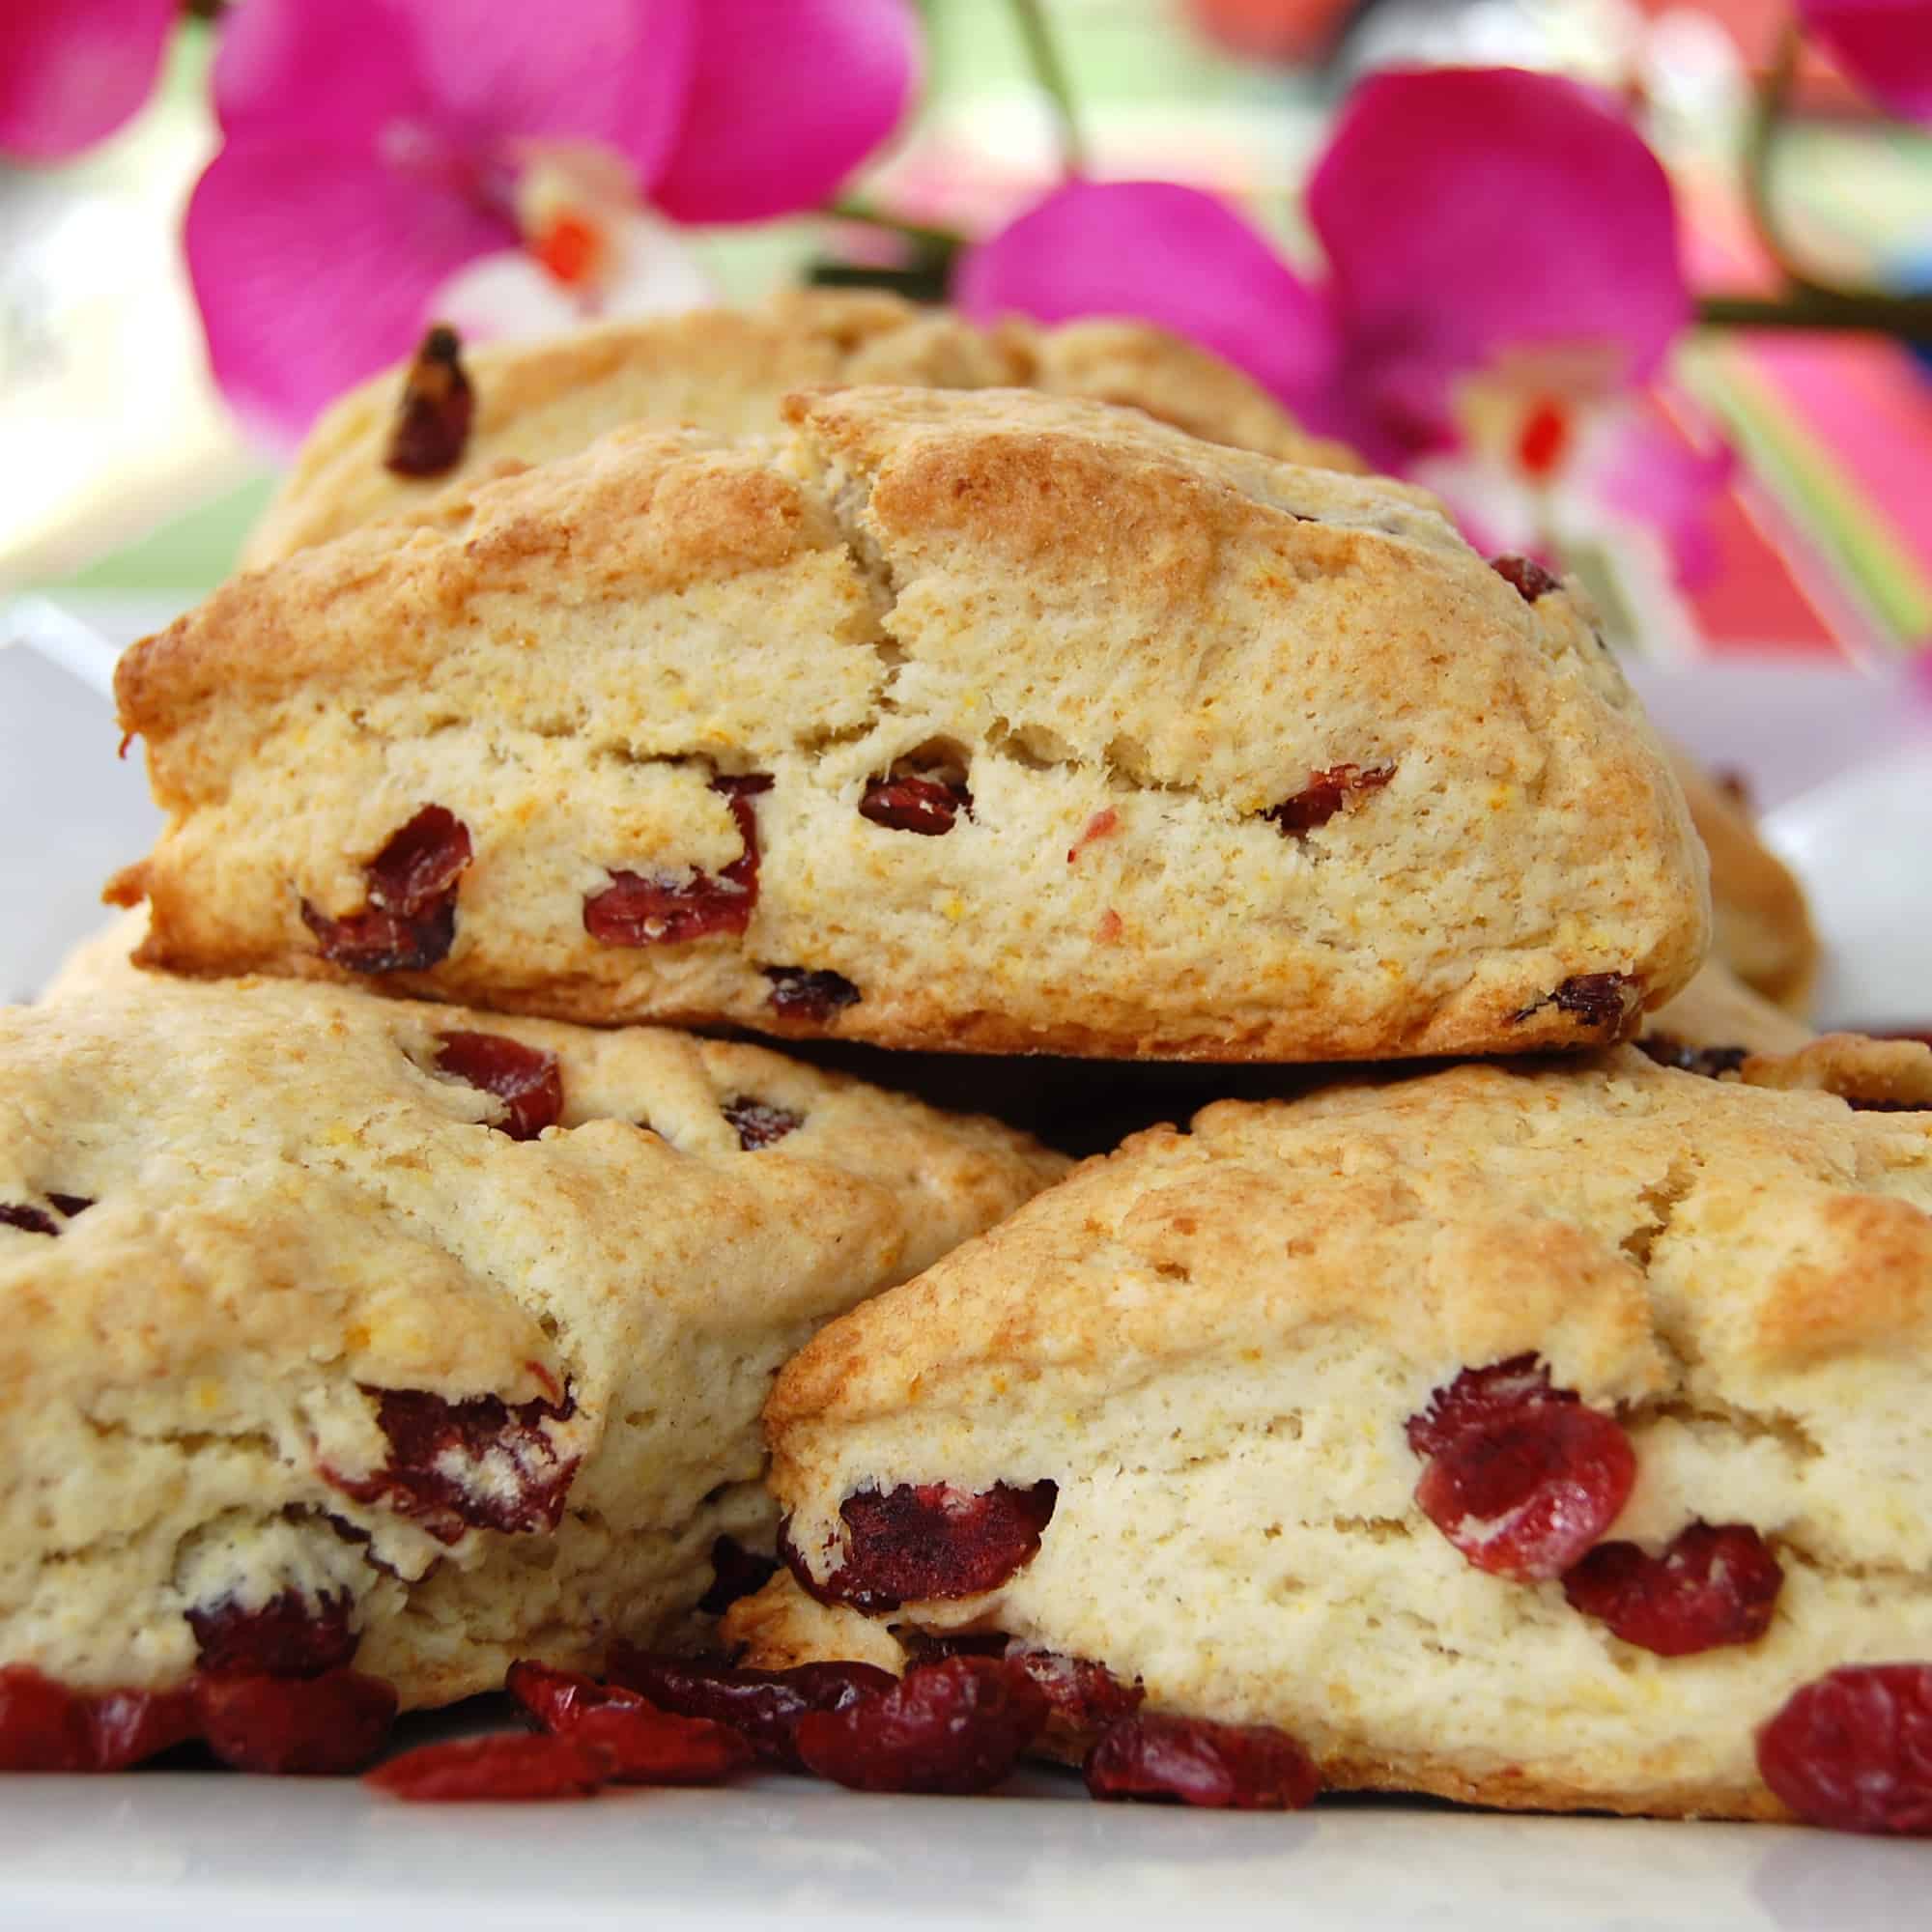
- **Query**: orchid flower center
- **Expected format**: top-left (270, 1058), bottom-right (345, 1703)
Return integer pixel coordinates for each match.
top-left (512, 145), bottom-right (639, 294)
top-left (1452, 347), bottom-right (1622, 490)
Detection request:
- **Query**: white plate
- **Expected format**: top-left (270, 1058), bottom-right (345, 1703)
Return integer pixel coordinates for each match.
top-left (4, 601), bottom-right (1930, 1932)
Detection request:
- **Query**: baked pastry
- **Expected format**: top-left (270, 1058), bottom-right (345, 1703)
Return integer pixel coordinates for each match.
top-left (1668, 747), bottom-right (1817, 1014)
top-left (0, 975), bottom-right (1063, 1742)
top-left (112, 386), bottom-right (1710, 1062)
top-left (242, 290), bottom-right (1362, 566)
top-left (1641, 960), bottom-right (1813, 1063)
top-left (731, 1043), bottom-right (1932, 1822)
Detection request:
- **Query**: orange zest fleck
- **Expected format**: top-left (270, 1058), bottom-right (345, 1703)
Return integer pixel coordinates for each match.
top-left (1067, 808), bottom-right (1120, 864)
top-left (1094, 909), bottom-right (1123, 944)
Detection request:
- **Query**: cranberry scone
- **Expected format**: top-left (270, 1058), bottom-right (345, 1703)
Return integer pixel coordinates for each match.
top-left (113, 387), bottom-right (1709, 1062)
top-left (730, 1042), bottom-right (1932, 1826)
top-left (0, 976), bottom-right (1062, 1769)
top-left (242, 289), bottom-right (1361, 566)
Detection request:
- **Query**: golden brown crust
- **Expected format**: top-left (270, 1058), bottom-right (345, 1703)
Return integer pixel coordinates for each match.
top-left (243, 291), bottom-right (1362, 566)
top-left (116, 387), bottom-right (1709, 1063)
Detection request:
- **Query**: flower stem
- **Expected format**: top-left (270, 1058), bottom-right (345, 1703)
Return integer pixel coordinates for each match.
top-left (1009, 0), bottom-right (1087, 177)
top-left (1742, 19), bottom-right (1817, 292)
top-left (826, 199), bottom-right (966, 253)
top-left (1695, 291), bottom-right (1932, 333)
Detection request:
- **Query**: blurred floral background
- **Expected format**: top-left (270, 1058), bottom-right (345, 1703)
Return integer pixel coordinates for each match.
top-left (4, 0), bottom-right (1930, 660)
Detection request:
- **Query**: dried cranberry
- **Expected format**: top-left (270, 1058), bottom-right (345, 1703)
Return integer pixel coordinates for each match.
top-left (604, 1649), bottom-right (895, 1772)
top-left (506, 1661), bottom-right (648, 1734)
top-left (1491, 554), bottom-right (1563, 602)
top-left (788, 1481), bottom-right (1059, 1613)
top-left (434, 1031), bottom-right (563, 1141)
top-left (720, 1097), bottom-right (802, 1152)
top-left (1758, 1664), bottom-right (1932, 1834)
top-left (1262, 763), bottom-right (1395, 837)
top-left (1637, 1037), bottom-right (1749, 1079)
top-left (0, 1665), bottom-right (95, 1770)
top-left (47, 1194), bottom-right (92, 1220)
top-left (0, 1205), bottom-right (59, 1237)
top-left (1084, 1713), bottom-right (1320, 1810)
top-left (793, 1656), bottom-right (1048, 1795)
top-left (384, 325), bottom-right (473, 478)
top-left (568, 1702), bottom-right (753, 1785)
top-left (1515, 972), bottom-right (1641, 1037)
top-left (763, 967), bottom-right (861, 1023)
top-left (367, 1732), bottom-right (604, 1802)
top-left (859, 776), bottom-right (971, 836)
top-left (584, 774), bottom-right (771, 948)
top-left (1406, 1355), bottom-right (1573, 1460)
top-left (1563, 1521), bottom-right (1783, 1656)
top-left (325, 1385), bottom-right (579, 1544)
top-left (187, 1588), bottom-right (358, 1679)
top-left (87, 1688), bottom-right (198, 1771)
top-left (301, 806), bottom-right (472, 974)
top-left (194, 1668), bottom-right (396, 1776)
top-left (1415, 1403), bottom-right (1635, 1580)
top-left (1009, 1647), bottom-right (1145, 1738)
top-left (695, 1534), bottom-right (781, 1615)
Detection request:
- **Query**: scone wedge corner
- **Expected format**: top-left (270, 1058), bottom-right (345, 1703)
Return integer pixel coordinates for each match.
top-left (734, 1043), bottom-right (1932, 1824)
top-left (115, 385), bottom-right (1709, 1061)
top-left (0, 975), bottom-right (1065, 1725)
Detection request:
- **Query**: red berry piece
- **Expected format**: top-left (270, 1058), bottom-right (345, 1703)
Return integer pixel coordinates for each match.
top-left (720, 1097), bottom-right (803, 1151)
top-left (788, 1481), bottom-right (1059, 1613)
top-left (301, 806), bottom-right (473, 974)
top-left (793, 1656), bottom-right (1048, 1795)
top-left (695, 1533), bottom-right (781, 1615)
top-left (1636, 1037), bottom-right (1749, 1080)
top-left (568, 1703), bottom-right (753, 1785)
top-left (605, 1650), bottom-right (895, 1771)
top-left (584, 774), bottom-right (771, 948)
top-left (763, 967), bottom-right (861, 1023)
top-left (1415, 1404), bottom-right (1635, 1580)
top-left (0, 1665), bottom-right (96, 1770)
top-left (367, 1732), bottom-right (604, 1803)
top-left (1009, 1647), bottom-right (1145, 1738)
top-left (194, 1668), bottom-right (396, 1776)
top-left (326, 1385), bottom-right (579, 1544)
top-left (1084, 1712), bottom-right (1320, 1809)
top-left (1491, 554), bottom-right (1563, 602)
top-left (1515, 972), bottom-right (1642, 1037)
top-left (1758, 1664), bottom-right (1932, 1834)
top-left (505, 1661), bottom-right (647, 1734)
top-left (45, 1194), bottom-right (93, 1220)
top-left (384, 325), bottom-right (474, 477)
top-left (859, 775), bottom-right (971, 836)
top-left (0, 1205), bottom-right (59, 1237)
top-left (86, 1688), bottom-right (198, 1771)
top-left (1563, 1521), bottom-right (1783, 1657)
top-left (1406, 1355), bottom-right (1573, 1460)
top-left (1263, 763), bottom-right (1395, 838)
top-left (434, 1031), bottom-right (563, 1141)
top-left (187, 1588), bottom-right (358, 1679)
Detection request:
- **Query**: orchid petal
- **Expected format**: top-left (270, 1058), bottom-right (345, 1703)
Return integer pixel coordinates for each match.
top-left (1310, 68), bottom-right (1689, 444)
top-left (955, 181), bottom-right (1342, 426)
top-left (1582, 403), bottom-right (1735, 587)
top-left (186, 144), bottom-right (510, 443)
top-left (211, 0), bottom-right (433, 149)
top-left (415, 0), bottom-right (696, 185)
top-left (1798, 0), bottom-right (1932, 125)
top-left (649, 0), bottom-right (921, 222)
top-left (0, 0), bottom-right (178, 161)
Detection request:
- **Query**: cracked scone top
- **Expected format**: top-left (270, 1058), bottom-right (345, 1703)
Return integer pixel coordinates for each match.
top-left (733, 1042), bottom-right (1932, 1821)
top-left (113, 385), bottom-right (1709, 1061)
top-left (0, 977), bottom-right (1064, 1708)
top-left (241, 288), bottom-right (1363, 566)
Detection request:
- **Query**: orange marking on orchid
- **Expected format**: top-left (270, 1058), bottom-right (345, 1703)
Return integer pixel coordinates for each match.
top-left (533, 213), bottom-right (599, 287)
top-left (1516, 398), bottom-right (1571, 481)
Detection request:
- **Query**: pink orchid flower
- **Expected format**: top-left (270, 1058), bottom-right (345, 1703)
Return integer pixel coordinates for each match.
top-left (1798, 0), bottom-right (1932, 125)
top-left (958, 66), bottom-right (1726, 582)
top-left (186, 0), bottom-right (920, 440)
top-left (0, 0), bottom-right (179, 161)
